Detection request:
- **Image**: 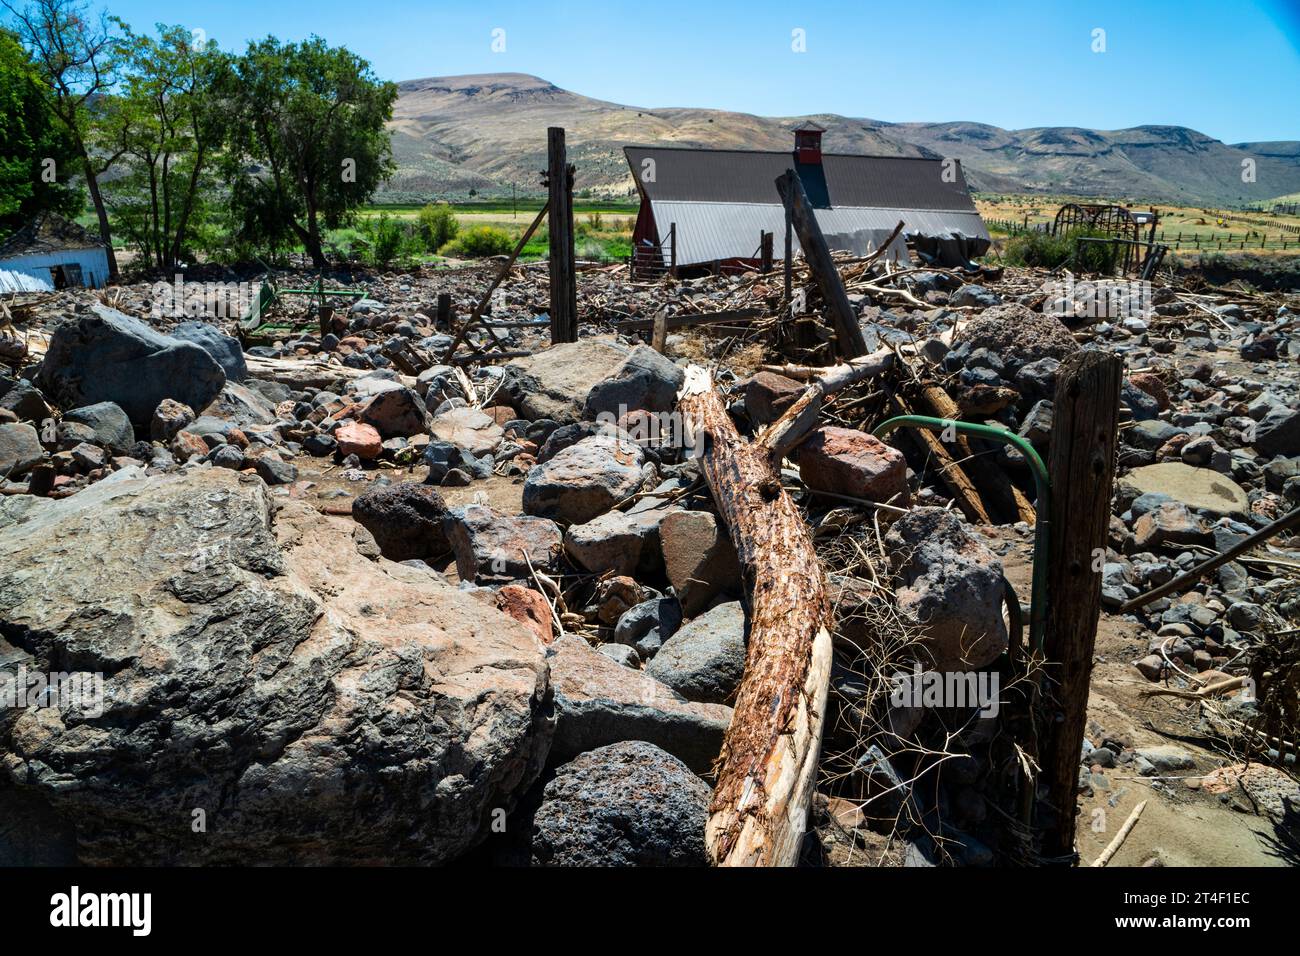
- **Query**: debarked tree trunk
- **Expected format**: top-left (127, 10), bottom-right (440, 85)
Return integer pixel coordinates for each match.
top-left (678, 354), bottom-right (889, 866)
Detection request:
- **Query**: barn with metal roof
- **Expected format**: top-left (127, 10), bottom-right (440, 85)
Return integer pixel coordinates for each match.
top-left (0, 213), bottom-right (109, 290)
top-left (624, 125), bottom-right (990, 274)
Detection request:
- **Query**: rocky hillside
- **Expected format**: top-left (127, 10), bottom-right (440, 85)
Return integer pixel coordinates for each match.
top-left (383, 72), bottom-right (1300, 207)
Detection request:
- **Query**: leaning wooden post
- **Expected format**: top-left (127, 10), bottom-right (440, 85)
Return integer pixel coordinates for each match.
top-left (1040, 349), bottom-right (1123, 863)
top-left (546, 127), bottom-right (577, 344)
top-left (775, 170), bottom-right (867, 359)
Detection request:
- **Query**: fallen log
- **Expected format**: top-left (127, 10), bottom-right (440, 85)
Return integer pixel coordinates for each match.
top-left (679, 351), bottom-right (892, 866)
top-left (679, 366), bottom-right (830, 866)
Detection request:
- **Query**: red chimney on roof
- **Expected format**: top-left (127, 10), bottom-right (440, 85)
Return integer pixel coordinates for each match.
top-left (794, 122), bottom-right (825, 164)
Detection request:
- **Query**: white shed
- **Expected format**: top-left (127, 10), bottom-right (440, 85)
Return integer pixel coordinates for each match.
top-left (0, 213), bottom-right (110, 289)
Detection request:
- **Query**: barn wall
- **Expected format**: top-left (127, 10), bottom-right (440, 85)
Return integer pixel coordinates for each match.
top-left (0, 248), bottom-right (109, 289)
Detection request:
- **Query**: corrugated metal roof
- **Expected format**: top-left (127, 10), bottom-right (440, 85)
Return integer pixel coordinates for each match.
top-left (0, 212), bottom-right (106, 258)
top-left (625, 145), bottom-right (980, 212)
top-left (647, 200), bottom-right (988, 267)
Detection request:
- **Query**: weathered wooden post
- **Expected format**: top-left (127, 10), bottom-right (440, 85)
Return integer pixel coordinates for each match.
top-left (760, 231), bottom-right (773, 273)
top-left (1040, 349), bottom-right (1123, 863)
top-left (775, 170), bottom-right (867, 359)
top-left (546, 127), bottom-right (577, 344)
top-left (668, 222), bottom-right (677, 278)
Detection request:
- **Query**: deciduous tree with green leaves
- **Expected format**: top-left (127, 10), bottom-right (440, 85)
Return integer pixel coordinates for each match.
top-left (0, 27), bottom-right (81, 235)
top-left (2, 0), bottom-right (121, 278)
top-left (96, 23), bottom-right (232, 271)
top-left (224, 36), bottom-right (396, 269)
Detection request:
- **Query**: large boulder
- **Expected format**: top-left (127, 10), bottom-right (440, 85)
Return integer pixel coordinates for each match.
top-left (60, 401), bottom-right (134, 454)
top-left (583, 344), bottom-right (685, 421)
top-left (563, 504), bottom-right (679, 577)
top-left (1253, 407), bottom-right (1300, 459)
top-left (360, 386), bottom-right (430, 438)
top-left (885, 507), bottom-right (1008, 671)
top-left (798, 427), bottom-right (910, 506)
top-left (171, 320), bottom-right (248, 383)
top-left (444, 504), bottom-right (563, 584)
top-left (952, 304), bottom-right (1078, 374)
top-left (647, 601), bottom-right (746, 704)
top-left (35, 305), bottom-right (226, 426)
top-left (546, 634), bottom-right (731, 774)
top-left (530, 741), bottom-right (710, 867)
top-left (660, 510), bottom-right (742, 615)
top-left (0, 422), bottom-right (43, 478)
top-left (351, 481), bottom-right (450, 561)
top-left (200, 381), bottom-right (278, 429)
top-left (430, 406), bottom-right (504, 457)
top-left (1120, 462), bottom-right (1249, 518)
top-left (502, 339), bottom-right (636, 423)
top-left (0, 468), bottom-right (552, 865)
top-left (522, 433), bottom-right (648, 525)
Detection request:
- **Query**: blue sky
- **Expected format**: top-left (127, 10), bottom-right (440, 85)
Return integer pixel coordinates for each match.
top-left (82, 0), bottom-right (1300, 142)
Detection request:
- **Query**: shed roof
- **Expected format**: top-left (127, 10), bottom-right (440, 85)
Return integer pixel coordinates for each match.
top-left (0, 213), bottom-right (107, 259)
top-left (624, 144), bottom-right (989, 267)
top-left (624, 145), bottom-right (981, 212)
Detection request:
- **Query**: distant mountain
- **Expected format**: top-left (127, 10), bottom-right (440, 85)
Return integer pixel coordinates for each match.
top-left (382, 73), bottom-right (1300, 207)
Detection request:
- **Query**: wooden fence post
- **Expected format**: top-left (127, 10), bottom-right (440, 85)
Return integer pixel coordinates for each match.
top-left (546, 127), bottom-right (577, 344)
top-left (1040, 350), bottom-right (1123, 863)
top-left (775, 170), bottom-right (867, 359)
top-left (760, 231), bottom-right (773, 273)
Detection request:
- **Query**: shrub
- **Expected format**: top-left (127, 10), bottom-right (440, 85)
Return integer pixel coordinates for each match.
top-left (439, 225), bottom-right (513, 258)
top-left (417, 203), bottom-right (458, 252)
top-left (368, 214), bottom-right (404, 266)
top-left (1002, 228), bottom-right (1118, 273)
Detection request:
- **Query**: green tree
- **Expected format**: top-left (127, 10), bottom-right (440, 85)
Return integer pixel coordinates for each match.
top-left (0, 27), bottom-right (81, 234)
top-left (2, 0), bottom-right (122, 278)
top-left (224, 36), bottom-right (396, 269)
top-left (95, 23), bottom-right (232, 271)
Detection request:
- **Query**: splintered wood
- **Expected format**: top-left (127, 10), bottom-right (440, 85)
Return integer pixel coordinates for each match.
top-left (679, 365), bottom-right (832, 867)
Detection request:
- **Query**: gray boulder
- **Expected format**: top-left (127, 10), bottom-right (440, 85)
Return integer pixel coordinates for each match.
top-left (647, 601), bottom-right (746, 704)
top-left (885, 507), bottom-right (1008, 670)
top-left (0, 422), bottom-right (43, 478)
top-left (0, 467), bottom-right (552, 865)
top-left (522, 433), bottom-right (648, 525)
top-left (444, 503), bottom-right (563, 584)
top-left (530, 741), bottom-right (710, 867)
top-left (502, 338), bottom-right (635, 423)
top-left (171, 320), bottom-right (248, 383)
top-left (1253, 407), bottom-right (1300, 459)
top-left (547, 634), bottom-right (731, 774)
top-left (36, 305), bottom-right (225, 426)
top-left (61, 401), bottom-right (134, 453)
top-left (583, 344), bottom-right (685, 421)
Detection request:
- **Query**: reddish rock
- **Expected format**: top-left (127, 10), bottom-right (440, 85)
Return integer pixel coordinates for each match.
top-left (169, 430), bottom-right (209, 462)
top-left (660, 510), bottom-right (742, 616)
top-left (743, 371), bottom-right (803, 425)
top-left (496, 584), bottom-right (554, 645)
top-left (1128, 372), bottom-right (1170, 411)
top-left (483, 405), bottom-right (517, 425)
top-left (798, 427), bottom-right (910, 506)
top-left (334, 422), bottom-right (383, 460)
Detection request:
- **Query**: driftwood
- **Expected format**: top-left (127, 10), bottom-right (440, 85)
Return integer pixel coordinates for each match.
top-left (678, 349), bottom-right (892, 866)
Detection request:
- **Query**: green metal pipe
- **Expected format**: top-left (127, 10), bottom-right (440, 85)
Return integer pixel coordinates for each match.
top-left (872, 415), bottom-right (1052, 653)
